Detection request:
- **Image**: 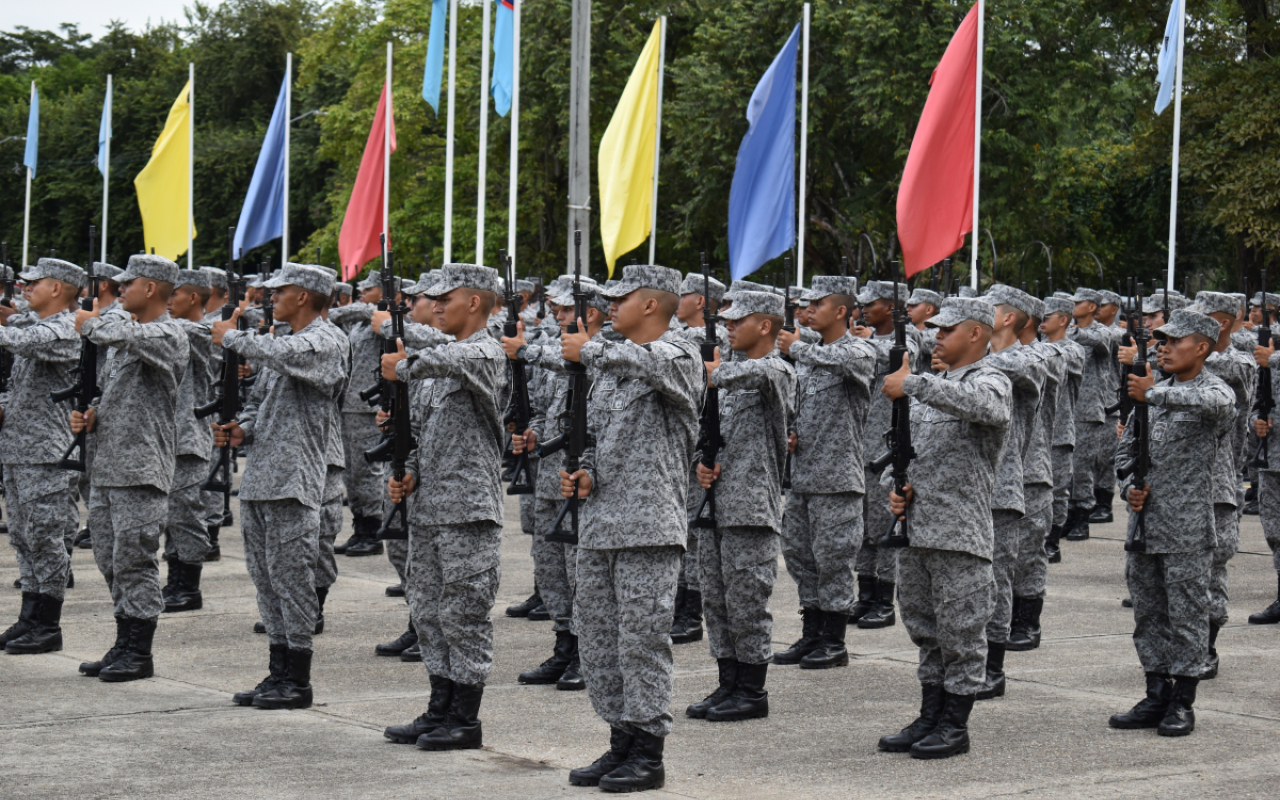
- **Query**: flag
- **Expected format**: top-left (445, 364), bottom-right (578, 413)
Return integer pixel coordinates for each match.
top-left (1155, 0), bottom-right (1182, 115)
top-left (423, 0), bottom-right (448, 115)
top-left (339, 81), bottom-right (396, 279)
top-left (598, 20), bottom-right (662, 275)
top-left (728, 25), bottom-right (799, 281)
top-left (24, 84), bottom-right (39, 179)
top-left (234, 76), bottom-right (289, 257)
top-left (134, 80), bottom-right (196, 260)
top-left (491, 0), bottom-right (514, 117)
top-left (97, 81), bottom-right (112, 175)
top-left (896, 4), bottom-right (979, 278)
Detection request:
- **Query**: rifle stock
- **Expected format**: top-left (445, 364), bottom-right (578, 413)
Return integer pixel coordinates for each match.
top-left (545, 231), bottom-right (588, 545)
top-left (689, 252), bottom-right (721, 530)
top-left (869, 260), bottom-right (914, 548)
top-left (503, 250), bottom-right (534, 495)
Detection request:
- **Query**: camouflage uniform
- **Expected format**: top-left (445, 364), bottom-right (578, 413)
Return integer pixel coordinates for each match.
top-left (1201, 343), bottom-right (1253, 626)
top-left (1049, 337), bottom-right (1086, 528)
top-left (1068, 318), bottom-right (1122, 512)
top-left (1254, 353), bottom-right (1280, 575)
top-left (329, 302), bottom-right (389, 522)
top-left (163, 318), bottom-right (214, 565)
top-left (676, 319), bottom-right (729, 595)
top-left (1016, 339), bottom-right (1063, 598)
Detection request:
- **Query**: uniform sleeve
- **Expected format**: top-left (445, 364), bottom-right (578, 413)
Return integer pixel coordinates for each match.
top-left (399, 339), bottom-right (500, 400)
top-left (381, 319), bottom-right (452, 350)
top-left (0, 319), bottom-right (79, 362)
top-left (1145, 380), bottom-right (1236, 422)
top-left (223, 329), bottom-right (344, 393)
top-left (903, 370), bottom-right (1013, 426)
top-left (579, 339), bottom-right (701, 415)
top-left (82, 316), bottom-right (185, 371)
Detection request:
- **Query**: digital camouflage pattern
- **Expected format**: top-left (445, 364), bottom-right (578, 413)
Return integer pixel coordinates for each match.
top-left (89, 485), bottom-right (169, 619)
top-left (898, 547), bottom-right (994, 695)
top-left (241, 498), bottom-right (321, 650)
top-left (699, 525), bottom-right (778, 664)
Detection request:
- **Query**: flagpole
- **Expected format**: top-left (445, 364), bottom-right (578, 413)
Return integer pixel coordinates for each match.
top-left (507, 0), bottom-right (520, 267)
top-left (1167, 0), bottom-right (1184, 291)
top-left (283, 54), bottom-right (292, 263)
top-left (188, 62), bottom-right (195, 269)
top-left (444, 0), bottom-right (458, 263)
top-left (477, 0), bottom-right (491, 265)
top-left (22, 81), bottom-right (32, 268)
top-left (385, 42), bottom-right (393, 253)
top-left (102, 74), bottom-right (111, 262)
top-left (796, 3), bottom-right (810, 287)
top-left (647, 16), bottom-right (666, 265)
top-left (970, 0), bottom-right (984, 290)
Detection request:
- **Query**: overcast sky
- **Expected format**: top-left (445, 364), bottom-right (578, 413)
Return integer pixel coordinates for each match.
top-left (1, 1), bottom-right (222, 37)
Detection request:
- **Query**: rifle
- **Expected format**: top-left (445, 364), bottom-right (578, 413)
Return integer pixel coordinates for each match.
top-left (0, 242), bottom-right (14, 395)
top-left (1253, 270), bottom-right (1274, 470)
top-left (689, 252), bottom-right (722, 529)
top-left (364, 240), bottom-right (400, 461)
top-left (49, 226), bottom-right (102, 470)
top-left (364, 235), bottom-right (414, 539)
top-left (196, 229), bottom-right (246, 499)
top-left (544, 230), bottom-right (589, 545)
top-left (867, 259), bottom-right (915, 547)
top-left (1105, 278), bottom-right (1138, 417)
top-left (503, 250), bottom-right (534, 494)
top-left (1119, 282), bottom-right (1150, 553)
top-left (781, 256), bottom-right (797, 491)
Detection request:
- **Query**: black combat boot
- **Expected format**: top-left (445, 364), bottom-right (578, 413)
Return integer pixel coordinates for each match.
top-left (376, 621), bottom-right (418, 656)
top-left (74, 527), bottom-right (93, 549)
top-left (385, 675), bottom-right (453, 742)
top-left (253, 621), bottom-right (267, 634)
top-left (161, 557), bottom-right (181, 604)
top-left (344, 515), bottom-right (384, 557)
top-left (1109, 672), bottom-right (1173, 729)
top-left (707, 661), bottom-right (769, 721)
top-left (233, 643), bottom-right (287, 705)
top-left (686, 658), bottom-right (737, 719)
top-left (772, 608), bottom-right (823, 665)
top-left (99, 617), bottom-right (157, 682)
top-left (0, 591), bottom-right (39, 648)
top-left (849, 575), bottom-right (877, 625)
top-left (1064, 506), bottom-right (1090, 541)
top-left (976, 641), bottom-right (1006, 700)
top-left (66, 569), bottom-right (74, 589)
top-left (1046, 525), bottom-right (1063, 563)
top-left (1089, 488), bottom-right (1114, 523)
top-left (599, 729), bottom-right (665, 792)
top-left (399, 642), bottom-right (422, 662)
top-left (253, 648), bottom-right (313, 709)
top-left (1201, 622), bottom-right (1221, 680)
top-left (857, 581), bottom-right (897, 629)
top-left (879, 683), bottom-right (946, 752)
top-left (671, 588), bottom-right (703, 644)
top-left (1243, 485), bottom-right (1260, 516)
top-left (505, 589), bottom-right (542, 618)
top-left (385, 583), bottom-right (405, 597)
top-left (1006, 598), bottom-right (1043, 651)
top-left (1248, 574), bottom-right (1280, 624)
top-left (570, 727), bottom-right (634, 787)
top-left (163, 562), bottom-right (203, 613)
top-left (910, 691), bottom-right (975, 759)
top-left (80, 615), bottom-right (128, 676)
top-left (1157, 676), bottom-right (1198, 736)
top-left (557, 635), bottom-right (585, 690)
top-left (417, 682), bottom-right (484, 750)
top-left (5, 594), bottom-right (63, 654)
top-left (801, 611), bottom-right (850, 669)
top-left (314, 586), bottom-right (328, 635)
top-left (205, 525), bottom-right (221, 562)
top-left (527, 602), bottom-right (552, 621)
top-left (519, 629), bottom-right (574, 684)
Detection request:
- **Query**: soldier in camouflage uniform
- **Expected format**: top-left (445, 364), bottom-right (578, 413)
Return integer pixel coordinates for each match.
top-left (908, 287), bottom-right (942, 375)
top-left (74, 255), bottom-right (190, 683)
top-left (380, 264), bottom-right (506, 752)
top-left (878, 297), bottom-right (1011, 760)
top-left (215, 264), bottom-right (347, 710)
top-left (1111, 308), bottom-right (1234, 737)
top-left (773, 276), bottom-right (875, 669)
top-left (1040, 296), bottom-right (1085, 561)
top-left (1064, 287), bottom-right (1122, 542)
top-left (685, 290), bottom-right (795, 722)
top-left (198, 265), bottom-right (232, 555)
top-left (1089, 289), bottom-right (1124, 524)
top-left (557, 265), bottom-right (702, 793)
top-left (0, 259), bottom-right (83, 654)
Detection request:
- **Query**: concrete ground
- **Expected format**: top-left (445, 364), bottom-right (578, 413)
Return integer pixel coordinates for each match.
top-left (2, 488), bottom-right (1280, 800)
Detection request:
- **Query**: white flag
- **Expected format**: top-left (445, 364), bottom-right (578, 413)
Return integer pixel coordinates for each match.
top-left (1155, 0), bottom-right (1182, 115)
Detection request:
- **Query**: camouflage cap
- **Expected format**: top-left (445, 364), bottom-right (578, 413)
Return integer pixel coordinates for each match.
top-left (405, 270), bottom-right (441, 295)
top-left (423, 263), bottom-right (501, 298)
top-left (679, 273), bottom-right (727, 304)
top-left (803, 275), bottom-right (859, 302)
top-left (20, 258), bottom-right (87, 290)
top-left (1053, 291), bottom-right (1075, 301)
top-left (357, 270), bottom-right (382, 291)
top-left (549, 275), bottom-right (598, 301)
top-left (927, 297), bottom-right (995, 329)
top-left (550, 283), bottom-right (610, 314)
top-left (1072, 287), bottom-right (1101, 304)
top-left (958, 286), bottom-right (978, 298)
top-left (723, 279), bottom-right (773, 302)
top-left (1190, 291), bottom-right (1240, 318)
top-left (0, 265), bottom-right (13, 281)
top-left (399, 277), bottom-right (417, 293)
top-left (1043, 296), bottom-right (1074, 316)
top-left (908, 288), bottom-right (943, 308)
top-left (1252, 292), bottom-right (1280, 308)
top-left (311, 264), bottom-right (339, 282)
top-left (986, 284), bottom-right (1039, 320)
top-left (1096, 289), bottom-right (1122, 307)
top-left (199, 266), bottom-right (227, 290)
top-left (116, 253), bottom-right (179, 286)
top-left (175, 268), bottom-right (211, 290)
top-left (515, 278), bottom-right (535, 294)
top-left (720, 290), bottom-right (785, 320)
top-left (1154, 307), bottom-right (1220, 343)
top-left (335, 282), bottom-right (354, 297)
top-left (263, 262), bottom-right (335, 296)
top-left (599, 264), bottom-right (682, 299)
top-left (1142, 291), bottom-right (1190, 314)
top-left (93, 262), bottom-right (123, 281)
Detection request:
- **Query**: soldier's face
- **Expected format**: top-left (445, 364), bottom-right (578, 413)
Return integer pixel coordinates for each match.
top-left (361, 286), bottom-right (383, 305)
top-left (795, 304), bottom-right (811, 326)
top-left (908, 303), bottom-right (935, 326)
top-left (807, 295), bottom-right (845, 332)
top-left (120, 279), bottom-right (155, 313)
top-left (611, 291), bottom-right (647, 337)
top-left (26, 278), bottom-right (59, 313)
top-left (1073, 300), bottom-right (1096, 320)
top-left (1039, 312), bottom-right (1065, 335)
top-left (1143, 312), bottom-right (1164, 331)
top-left (676, 293), bottom-right (701, 325)
top-left (863, 299), bottom-right (892, 327)
top-left (726, 316), bottom-right (757, 352)
top-left (433, 289), bottom-right (474, 336)
top-left (1158, 334), bottom-right (1209, 375)
top-left (410, 295), bottom-right (435, 326)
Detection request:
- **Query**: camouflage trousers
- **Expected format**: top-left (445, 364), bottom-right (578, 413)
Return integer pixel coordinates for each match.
top-left (858, 468), bottom-right (899, 583)
top-left (781, 491), bottom-right (862, 614)
top-left (576, 545), bottom-right (681, 738)
top-left (406, 521), bottom-right (502, 686)
top-left (899, 546), bottom-right (994, 696)
top-left (1126, 548), bottom-right (1212, 678)
top-left (1071, 421), bottom-right (1113, 508)
top-left (533, 497), bottom-right (577, 633)
top-left (163, 456), bottom-right (211, 565)
top-left (317, 466), bottom-right (344, 591)
top-left (89, 485), bottom-right (169, 620)
top-left (201, 441), bottom-right (225, 530)
top-left (5, 465), bottom-right (77, 599)
top-left (1050, 445), bottom-right (1074, 528)
top-left (699, 526), bottom-right (778, 664)
top-left (1245, 429), bottom-right (1260, 487)
top-left (1095, 414), bottom-right (1119, 495)
top-left (1258, 471), bottom-right (1280, 573)
top-left (985, 510), bottom-right (1022, 644)
top-left (1013, 490), bottom-right (1053, 600)
top-left (341, 413), bottom-right (388, 519)
top-left (1209, 504), bottom-right (1239, 627)
top-left (241, 499), bottom-right (320, 650)
top-left (681, 470), bottom-right (704, 592)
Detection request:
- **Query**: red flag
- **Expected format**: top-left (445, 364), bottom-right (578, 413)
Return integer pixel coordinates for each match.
top-left (896, 4), bottom-right (979, 278)
top-left (339, 81), bottom-right (397, 280)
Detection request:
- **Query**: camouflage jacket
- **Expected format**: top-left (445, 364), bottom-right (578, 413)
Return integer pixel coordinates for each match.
top-left (984, 342), bottom-right (1046, 513)
top-left (788, 331), bottom-right (878, 494)
top-left (1049, 337), bottom-right (1086, 448)
top-left (173, 318), bottom-right (215, 459)
top-left (0, 309), bottom-right (80, 465)
top-left (1068, 320), bottom-right (1121, 424)
top-left (1203, 347), bottom-right (1255, 506)
top-left (863, 327), bottom-right (923, 463)
top-left (1024, 340), bottom-right (1065, 490)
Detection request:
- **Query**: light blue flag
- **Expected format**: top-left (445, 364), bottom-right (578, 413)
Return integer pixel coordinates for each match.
top-left (24, 85), bottom-right (39, 179)
top-left (1155, 0), bottom-right (1182, 115)
top-left (728, 25), bottom-right (799, 281)
top-left (423, 0), bottom-right (448, 115)
top-left (233, 76), bottom-right (289, 257)
top-left (97, 83), bottom-right (112, 175)
top-left (491, 0), bottom-right (514, 117)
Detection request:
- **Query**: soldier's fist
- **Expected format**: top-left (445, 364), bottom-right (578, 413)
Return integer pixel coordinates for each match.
top-left (381, 338), bottom-right (407, 380)
top-left (70, 408), bottom-right (95, 434)
top-left (560, 468), bottom-right (592, 499)
top-left (389, 472), bottom-right (417, 503)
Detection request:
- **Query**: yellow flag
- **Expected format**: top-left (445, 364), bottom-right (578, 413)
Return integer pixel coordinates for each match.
top-left (134, 80), bottom-right (196, 259)
top-left (598, 21), bottom-right (661, 276)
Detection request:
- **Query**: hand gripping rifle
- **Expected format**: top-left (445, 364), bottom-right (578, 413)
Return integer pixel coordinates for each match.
top-left (781, 256), bottom-right (797, 491)
top-left (50, 226), bottom-right (102, 469)
top-left (544, 230), bottom-right (589, 545)
top-left (196, 228), bottom-right (246, 496)
top-left (1118, 282), bottom-right (1150, 553)
top-left (689, 252), bottom-right (722, 529)
top-left (503, 250), bottom-right (534, 494)
top-left (867, 259), bottom-right (915, 547)
top-left (0, 241), bottom-right (15, 395)
top-left (1253, 270), bottom-right (1274, 470)
top-left (364, 236), bottom-right (413, 539)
